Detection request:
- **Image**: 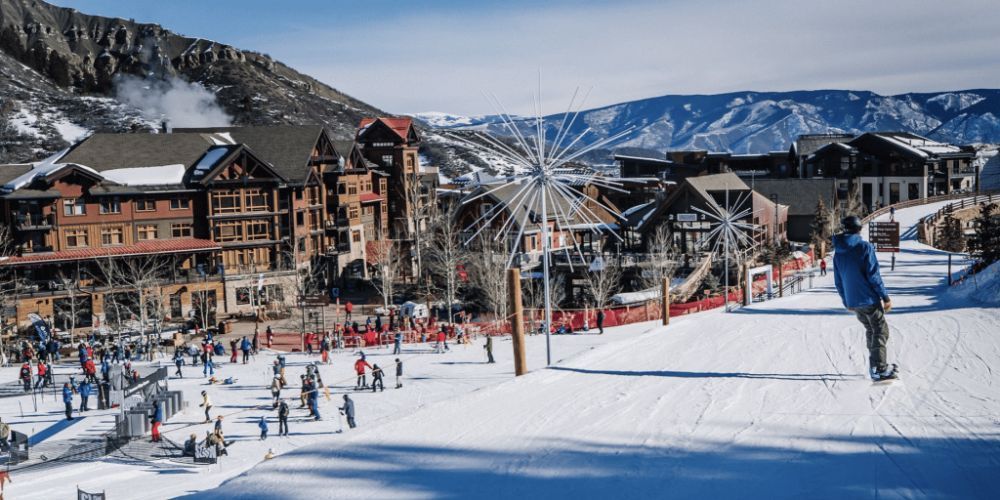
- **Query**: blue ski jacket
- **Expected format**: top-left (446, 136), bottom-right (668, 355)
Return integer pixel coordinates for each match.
top-left (833, 232), bottom-right (890, 308)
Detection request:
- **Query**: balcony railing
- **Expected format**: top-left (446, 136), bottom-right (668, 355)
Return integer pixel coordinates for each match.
top-left (15, 213), bottom-right (53, 229)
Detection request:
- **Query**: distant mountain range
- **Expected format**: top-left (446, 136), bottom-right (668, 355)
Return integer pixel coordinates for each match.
top-left (414, 89), bottom-right (1000, 158)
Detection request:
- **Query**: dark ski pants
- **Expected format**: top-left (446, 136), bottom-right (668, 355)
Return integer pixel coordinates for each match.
top-left (346, 416), bottom-right (356, 429)
top-left (487, 350), bottom-right (494, 363)
top-left (80, 396), bottom-right (89, 412)
top-left (242, 350), bottom-right (250, 364)
top-left (65, 402), bottom-right (73, 420)
top-left (372, 378), bottom-right (383, 392)
top-left (854, 303), bottom-right (890, 373)
top-left (356, 374), bottom-right (366, 388)
top-left (279, 417), bottom-right (289, 436)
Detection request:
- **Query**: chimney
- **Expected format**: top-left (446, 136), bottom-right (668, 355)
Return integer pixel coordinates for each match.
top-left (161, 119), bottom-right (172, 134)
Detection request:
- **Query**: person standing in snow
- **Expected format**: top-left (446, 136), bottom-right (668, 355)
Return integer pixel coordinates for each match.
top-left (345, 301), bottom-right (353, 321)
top-left (484, 335), bottom-right (495, 363)
top-left (258, 416), bottom-right (268, 440)
top-left (229, 338), bottom-right (239, 363)
top-left (819, 259), bottom-right (827, 276)
top-left (354, 356), bottom-right (372, 389)
top-left (277, 399), bottom-right (290, 436)
top-left (174, 349), bottom-right (185, 377)
top-left (393, 331), bottom-right (402, 355)
top-left (78, 379), bottom-right (92, 412)
top-left (596, 309), bottom-right (605, 335)
top-left (200, 390), bottom-right (213, 422)
top-left (339, 395), bottom-right (356, 429)
top-left (370, 364), bottom-right (384, 392)
top-left (395, 358), bottom-right (403, 389)
top-left (266, 325), bottom-right (274, 349)
top-left (240, 336), bottom-right (252, 364)
top-left (833, 215), bottom-right (896, 381)
top-left (150, 402), bottom-right (163, 442)
top-left (62, 383), bottom-right (73, 420)
top-left (270, 375), bottom-right (282, 408)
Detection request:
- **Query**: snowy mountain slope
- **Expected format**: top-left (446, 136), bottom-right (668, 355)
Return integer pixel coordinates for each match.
top-left (421, 89), bottom-right (1000, 156)
top-left (197, 199), bottom-right (1000, 499)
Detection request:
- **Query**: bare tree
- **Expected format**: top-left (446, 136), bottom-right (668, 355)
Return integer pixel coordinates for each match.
top-left (368, 237), bottom-right (402, 310)
top-left (97, 255), bottom-right (169, 353)
top-left (426, 205), bottom-right (467, 323)
top-left (403, 170), bottom-right (433, 280)
top-left (468, 233), bottom-right (511, 331)
top-left (640, 223), bottom-right (679, 292)
top-left (583, 256), bottom-right (623, 309)
top-left (53, 269), bottom-right (91, 345)
top-left (521, 273), bottom-right (566, 333)
top-left (845, 181), bottom-right (867, 217)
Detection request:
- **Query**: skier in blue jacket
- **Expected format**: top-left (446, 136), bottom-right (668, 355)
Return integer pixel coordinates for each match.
top-left (62, 383), bottom-right (74, 420)
top-left (833, 215), bottom-right (896, 381)
top-left (78, 380), bottom-right (93, 411)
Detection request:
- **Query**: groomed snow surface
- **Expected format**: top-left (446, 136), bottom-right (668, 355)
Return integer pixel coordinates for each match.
top-left (5, 198), bottom-right (1000, 499)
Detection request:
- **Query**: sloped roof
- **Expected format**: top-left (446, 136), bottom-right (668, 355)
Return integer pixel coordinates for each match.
top-left (751, 179), bottom-right (837, 216)
top-left (59, 133), bottom-right (215, 172)
top-left (0, 238), bottom-right (220, 266)
top-left (793, 134), bottom-right (854, 157)
top-left (175, 126), bottom-right (327, 184)
top-left (685, 172), bottom-right (750, 203)
top-left (358, 117), bottom-right (414, 142)
top-left (0, 164), bottom-right (34, 185)
top-left (467, 181), bottom-right (614, 233)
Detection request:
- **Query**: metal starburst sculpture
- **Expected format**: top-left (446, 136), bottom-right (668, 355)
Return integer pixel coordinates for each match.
top-left (448, 88), bottom-right (635, 365)
top-left (694, 186), bottom-right (758, 311)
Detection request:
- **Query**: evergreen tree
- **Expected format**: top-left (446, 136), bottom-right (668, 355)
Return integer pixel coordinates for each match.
top-left (936, 206), bottom-right (967, 253)
top-left (968, 203), bottom-right (1000, 266)
top-left (809, 198), bottom-right (835, 259)
top-left (700, 270), bottom-right (721, 294)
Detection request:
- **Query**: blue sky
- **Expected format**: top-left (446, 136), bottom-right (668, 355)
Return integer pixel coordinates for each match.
top-left (51, 0), bottom-right (1000, 116)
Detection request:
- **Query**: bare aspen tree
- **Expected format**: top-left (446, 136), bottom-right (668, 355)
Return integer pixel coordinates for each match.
top-left (426, 205), bottom-right (467, 324)
top-left (641, 224), bottom-right (679, 292)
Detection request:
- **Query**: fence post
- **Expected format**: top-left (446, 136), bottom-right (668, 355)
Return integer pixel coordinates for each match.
top-left (661, 278), bottom-right (670, 326)
top-left (507, 269), bottom-right (527, 376)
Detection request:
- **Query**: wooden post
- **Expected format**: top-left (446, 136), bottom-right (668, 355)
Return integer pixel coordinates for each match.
top-left (661, 277), bottom-right (670, 326)
top-left (508, 269), bottom-right (527, 376)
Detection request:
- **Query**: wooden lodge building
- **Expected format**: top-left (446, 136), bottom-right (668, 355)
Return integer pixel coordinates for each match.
top-left (0, 118), bottom-right (427, 334)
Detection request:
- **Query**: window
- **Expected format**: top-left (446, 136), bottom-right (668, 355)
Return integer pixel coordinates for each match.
top-left (171, 223), bottom-right (192, 238)
top-left (137, 224), bottom-right (158, 241)
top-left (247, 221), bottom-right (270, 240)
top-left (215, 221), bottom-right (242, 242)
top-left (337, 183), bottom-right (347, 194)
top-left (296, 212), bottom-right (304, 225)
top-left (212, 191), bottom-right (240, 213)
top-left (245, 189), bottom-right (269, 211)
top-left (63, 198), bottom-right (85, 216)
top-left (135, 198), bottom-right (155, 212)
top-left (348, 206), bottom-right (359, 219)
top-left (235, 287), bottom-right (253, 305)
top-left (99, 197), bottom-right (120, 214)
top-left (352, 230), bottom-right (362, 243)
top-left (347, 184), bottom-right (358, 195)
top-left (372, 142), bottom-right (393, 148)
top-left (65, 228), bottom-right (88, 248)
top-left (170, 197), bottom-right (190, 210)
top-left (101, 226), bottom-right (124, 246)
top-left (381, 155), bottom-right (394, 166)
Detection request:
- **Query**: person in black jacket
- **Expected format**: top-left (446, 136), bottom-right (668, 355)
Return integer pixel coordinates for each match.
top-left (277, 399), bottom-right (290, 436)
top-left (395, 358), bottom-right (403, 389)
top-left (371, 364), bottom-right (384, 392)
top-left (596, 309), bottom-right (605, 335)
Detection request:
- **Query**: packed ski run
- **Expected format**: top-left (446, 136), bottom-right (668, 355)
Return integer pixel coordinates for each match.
top-left (0, 198), bottom-right (994, 500)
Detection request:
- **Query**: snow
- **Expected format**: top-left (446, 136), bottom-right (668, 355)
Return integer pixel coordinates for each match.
top-left (0, 148), bottom-right (72, 192)
top-left (102, 164), bottom-right (187, 185)
top-left (209, 132), bottom-right (236, 146)
top-left (52, 119), bottom-right (90, 144)
top-left (948, 261), bottom-right (1000, 305)
top-left (5, 198), bottom-right (1000, 499)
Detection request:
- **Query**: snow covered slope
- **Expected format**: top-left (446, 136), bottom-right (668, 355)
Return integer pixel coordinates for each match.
top-left (197, 199), bottom-right (1000, 499)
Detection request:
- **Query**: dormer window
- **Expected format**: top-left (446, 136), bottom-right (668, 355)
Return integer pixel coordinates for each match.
top-left (372, 142), bottom-right (394, 148)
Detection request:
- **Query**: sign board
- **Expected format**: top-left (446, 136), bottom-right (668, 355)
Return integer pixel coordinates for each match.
top-left (677, 213), bottom-right (698, 223)
top-left (195, 445), bottom-right (218, 464)
top-left (78, 488), bottom-right (107, 500)
top-left (869, 221), bottom-right (900, 253)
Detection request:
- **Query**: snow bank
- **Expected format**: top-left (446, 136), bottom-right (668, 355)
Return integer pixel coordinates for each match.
top-left (949, 261), bottom-right (1000, 305)
top-left (102, 164), bottom-right (186, 185)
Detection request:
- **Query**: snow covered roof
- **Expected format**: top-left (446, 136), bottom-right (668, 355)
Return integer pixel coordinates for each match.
top-left (101, 164), bottom-right (187, 186)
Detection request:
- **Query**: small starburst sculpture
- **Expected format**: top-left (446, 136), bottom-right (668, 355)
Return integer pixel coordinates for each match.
top-left (447, 87), bottom-right (635, 365)
top-left (694, 186), bottom-right (758, 311)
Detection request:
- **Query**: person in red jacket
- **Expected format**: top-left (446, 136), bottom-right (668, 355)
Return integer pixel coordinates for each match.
top-left (344, 301), bottom-right (354, 321)
top-left (354, 356), bottom-right (372, 389)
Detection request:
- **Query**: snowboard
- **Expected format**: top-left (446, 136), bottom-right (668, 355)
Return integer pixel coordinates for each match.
top-left (871, 364), bottom-right (899, 385)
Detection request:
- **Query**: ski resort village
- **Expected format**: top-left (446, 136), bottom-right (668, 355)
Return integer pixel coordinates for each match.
top-left (0, 0), bottom-right (999, 498)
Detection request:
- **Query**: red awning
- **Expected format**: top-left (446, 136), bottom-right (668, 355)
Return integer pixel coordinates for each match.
top-left (359, 192), bottom-right (382, 203)
top-left (1, 238), bottom-right (220, 266)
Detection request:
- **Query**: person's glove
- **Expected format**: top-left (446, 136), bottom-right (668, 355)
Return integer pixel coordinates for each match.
top-left (883, 299), bottom-right (892, 313)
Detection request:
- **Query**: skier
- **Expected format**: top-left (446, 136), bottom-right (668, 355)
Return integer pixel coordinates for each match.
top-left (596, 309), bottom-right (605, 335)
top-left (200, 390), bottom-right (213, 422)
top-left (277, 399), bottom-right (290, 436)
top-left (833, 215), bottom-right (897, 381)
top-left (229, 338), bottom-right (238, 363)
top-left (270, 375), bottom-right (282, 408)
top-left (62, 382), bottom-right (74, 420)
top-left (252, 330), bottom-right (260, 354)
top-left (203, 351), bottom-right (215, 378)
top-left (820, 259), bottom-right (827, 276)
top-left (34, 360), bottom-right (47, 389)
top-left (240, 336), bottom-right (252, 364)
top-left (266, 325), bottom-right (274, 349)
top-left (354, 356), bottom-right (372, 389)
top-left (393, 331), bottom-right (402, 355)
top-left (344, 300), bottom-right (353, 321)
top-left (183, 433), bottom-right (198, 457)
top-left (258, 416), bottom-right (268, 440)
top-left (150, 402), bottom-right (163, 442)
top-left (484, 335), bottom-right (495, 363)
top-left (174, 349), bottom-right (185, 377)
top-left (307, 378), bottom-right (320, 420)
top-left (19, 362), bottom-right (31, 392)
top-left (339, 394), bottom-right (356, 429)
top-left (395, 358), bottom-right (403, 389)
top-left (78, 379), bottom-right (92, 412)
top-left (371, 364), bottom-right (384, 392)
